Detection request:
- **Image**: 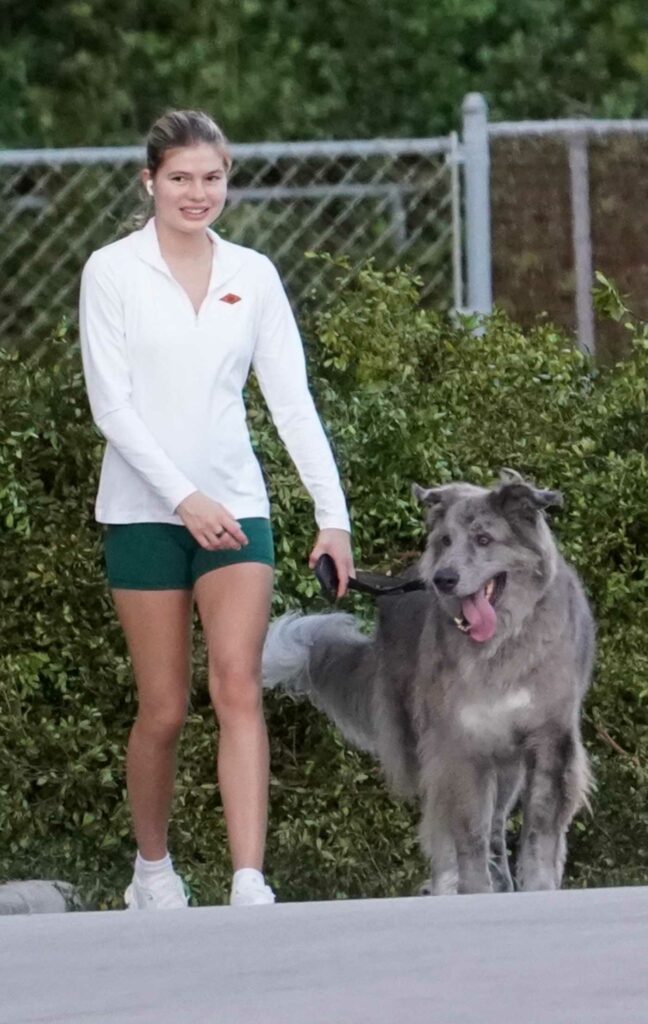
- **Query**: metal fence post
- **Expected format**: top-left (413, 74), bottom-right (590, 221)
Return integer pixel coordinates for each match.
top-left (567, 133), bottom-right (596, 357)
top-left (462, 93), bottom-right (493, 316)
top-left (448, 131), bottom-right (464, 312)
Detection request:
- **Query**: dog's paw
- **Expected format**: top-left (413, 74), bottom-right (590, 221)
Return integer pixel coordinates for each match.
top-left (416, 870), bottom-right (458, 896)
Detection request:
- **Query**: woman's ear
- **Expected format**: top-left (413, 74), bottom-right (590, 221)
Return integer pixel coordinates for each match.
top-left (140, 170), bottom-right (154, 197)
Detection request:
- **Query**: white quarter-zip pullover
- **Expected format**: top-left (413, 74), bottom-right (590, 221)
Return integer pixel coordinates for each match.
top-left (79, 218), bottom-right (350, 531)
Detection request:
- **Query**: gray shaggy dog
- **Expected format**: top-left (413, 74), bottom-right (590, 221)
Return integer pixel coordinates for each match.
top-left (263, 471), bottom-right (595, 895)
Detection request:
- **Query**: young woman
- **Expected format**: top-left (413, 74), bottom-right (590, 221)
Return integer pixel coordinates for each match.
top-left (79, 110), bottom-right (353, 910)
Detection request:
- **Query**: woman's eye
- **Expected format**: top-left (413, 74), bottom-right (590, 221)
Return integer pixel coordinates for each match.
top-left (476, 534), bottom-right (492, 546)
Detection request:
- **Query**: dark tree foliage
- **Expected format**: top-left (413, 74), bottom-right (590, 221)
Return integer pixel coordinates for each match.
top-left (2, 0), bottom-right (648, 146)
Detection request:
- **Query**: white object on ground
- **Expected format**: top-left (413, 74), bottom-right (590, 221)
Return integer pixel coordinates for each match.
top-left (0, 880), bottom-right (82, 915)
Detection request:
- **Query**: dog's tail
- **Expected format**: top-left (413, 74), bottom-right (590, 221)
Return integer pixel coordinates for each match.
top-left (262, 612), bottom-right (377, 754)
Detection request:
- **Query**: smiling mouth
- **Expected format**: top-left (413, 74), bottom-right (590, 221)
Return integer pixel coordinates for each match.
top-left (454, 572), bottom-right (507, 642)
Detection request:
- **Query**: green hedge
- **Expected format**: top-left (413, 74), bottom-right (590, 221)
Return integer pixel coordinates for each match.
top-left (1, 266), bottom-right (647, 908)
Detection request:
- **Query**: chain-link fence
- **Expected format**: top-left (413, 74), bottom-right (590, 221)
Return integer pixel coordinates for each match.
top-left (5, 95), bottom-right (646, 363)
top-left (488, 118), bottom-right (648, 362)
top-left (0, 136), bottom-right (462, 356)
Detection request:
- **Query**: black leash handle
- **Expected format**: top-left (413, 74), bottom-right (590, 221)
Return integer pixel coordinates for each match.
top-left (314, 553), bottom-right (425, 602)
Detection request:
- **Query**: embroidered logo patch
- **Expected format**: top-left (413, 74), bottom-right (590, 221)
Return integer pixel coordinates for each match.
top-left (220, 293), bottom-right (242, 304)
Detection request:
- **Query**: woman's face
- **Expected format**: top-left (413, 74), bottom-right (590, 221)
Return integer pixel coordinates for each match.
top-left (144, 142), bottom-right (229, 234)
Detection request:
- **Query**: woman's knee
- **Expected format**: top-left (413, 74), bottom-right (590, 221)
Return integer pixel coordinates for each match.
top-left (134, 698), bottom-right (188, 744)
top-left (210, 669), bottom-right (263, 722)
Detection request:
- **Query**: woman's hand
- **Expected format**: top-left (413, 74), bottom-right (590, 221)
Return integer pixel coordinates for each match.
top-left (308, 528), bottom-right (355, 598)
top-left (176, 492), bottom-right (248, 551)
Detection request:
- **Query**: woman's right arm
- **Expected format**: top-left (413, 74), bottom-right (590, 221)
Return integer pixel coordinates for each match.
top-left (79, 254), bottom-right (246, 550)
top-left (79, 253), bottom-right (197, 513)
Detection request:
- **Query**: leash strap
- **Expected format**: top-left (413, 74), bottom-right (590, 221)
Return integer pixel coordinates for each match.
top-left (314, 553), bottom-right (425, 602)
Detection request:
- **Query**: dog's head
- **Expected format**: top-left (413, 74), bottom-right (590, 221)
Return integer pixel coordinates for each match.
top-left (412, 469), bottom-right (563, 644)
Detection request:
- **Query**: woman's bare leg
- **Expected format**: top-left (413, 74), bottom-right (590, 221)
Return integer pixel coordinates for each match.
top-left (193, 563), bottom-right (274, 871)
top-left (112, 588), bottom-right (193, 860)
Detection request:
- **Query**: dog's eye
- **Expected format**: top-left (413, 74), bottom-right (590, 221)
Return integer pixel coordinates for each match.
top-left (441, 535), bottom-right (452, 547)
top-left (476, 533), bottom-right (492, 546)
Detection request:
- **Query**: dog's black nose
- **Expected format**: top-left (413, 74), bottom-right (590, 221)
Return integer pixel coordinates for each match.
top-left (433, 568), bottom-right (459, 594)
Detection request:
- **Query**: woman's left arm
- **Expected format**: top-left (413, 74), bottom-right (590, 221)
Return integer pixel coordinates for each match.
top-left (252, 257), bottom-right (354, 596)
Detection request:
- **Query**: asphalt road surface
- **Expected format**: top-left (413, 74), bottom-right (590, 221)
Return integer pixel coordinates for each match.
top-left (1, 885), bottom-right (646, 1023)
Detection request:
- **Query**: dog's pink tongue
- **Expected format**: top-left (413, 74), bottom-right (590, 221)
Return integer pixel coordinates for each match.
top-left (461, 590), bottom-right (497, 643)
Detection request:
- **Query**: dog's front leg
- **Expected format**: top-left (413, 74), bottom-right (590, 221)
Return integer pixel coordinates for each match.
top-left (418, 777), bottom-right (458, 895)
top-left (447, 758), bottom-right (496, 894)
top-left (455, 820), bottom-right (495, 894)
top-left (489, 762), bottom-right (523, 893)
top-left (517, 729), bottom-right (588, 891)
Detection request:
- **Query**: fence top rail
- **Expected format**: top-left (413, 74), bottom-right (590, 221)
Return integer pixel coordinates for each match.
top-left (490, 118), bottom-right (648, 139)
top-left (0, 136), bottom-right (453, 168)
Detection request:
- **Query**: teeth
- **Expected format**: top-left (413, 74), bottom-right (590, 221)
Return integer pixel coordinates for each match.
top-left (454, 617), bottom-right (470, 633)
top-left (484, 579), bottom-right (495, 601)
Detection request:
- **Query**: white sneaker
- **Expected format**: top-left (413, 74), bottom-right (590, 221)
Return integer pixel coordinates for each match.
top-left (230, 870), bottom-right (276, 906)
top-left (124, 871), bottom-right (190, 911)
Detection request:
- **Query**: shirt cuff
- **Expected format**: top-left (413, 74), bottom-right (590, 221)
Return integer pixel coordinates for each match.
top-left (315, 512), bottom-right (352, 533)
top-left (170, 484), bottom-right (199, 515)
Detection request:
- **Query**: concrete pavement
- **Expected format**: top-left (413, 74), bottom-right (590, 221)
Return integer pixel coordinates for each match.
top-left (1, 885), bottom-right (646, 1023)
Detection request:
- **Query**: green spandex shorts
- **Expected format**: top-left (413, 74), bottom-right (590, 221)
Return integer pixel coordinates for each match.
top-left (103, 518), bottom-right (274, 590)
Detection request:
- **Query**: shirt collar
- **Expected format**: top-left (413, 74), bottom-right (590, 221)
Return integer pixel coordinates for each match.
top-left (133, 217), bottom-right (246, 292)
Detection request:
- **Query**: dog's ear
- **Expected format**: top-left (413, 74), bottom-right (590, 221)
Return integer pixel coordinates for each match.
top-left (412, 483), bottom-right (449, 507)
top-left (498, 469), bottom-right (563, 509)
top-left (412, 482), bottom-right (460, 529)
top-left (490, 475), bottom-right (563, 523)
top-left (412, 482), bottom-right (467, 508)
top-left (499, 467), bottom-right (524, 485)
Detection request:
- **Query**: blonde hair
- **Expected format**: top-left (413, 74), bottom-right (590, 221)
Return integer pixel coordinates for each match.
top-left (146, 109), bottom-right (232, 177)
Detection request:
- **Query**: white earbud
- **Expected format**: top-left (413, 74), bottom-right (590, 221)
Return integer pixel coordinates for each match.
top-left (145, 180), bottom-right (154, 197)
